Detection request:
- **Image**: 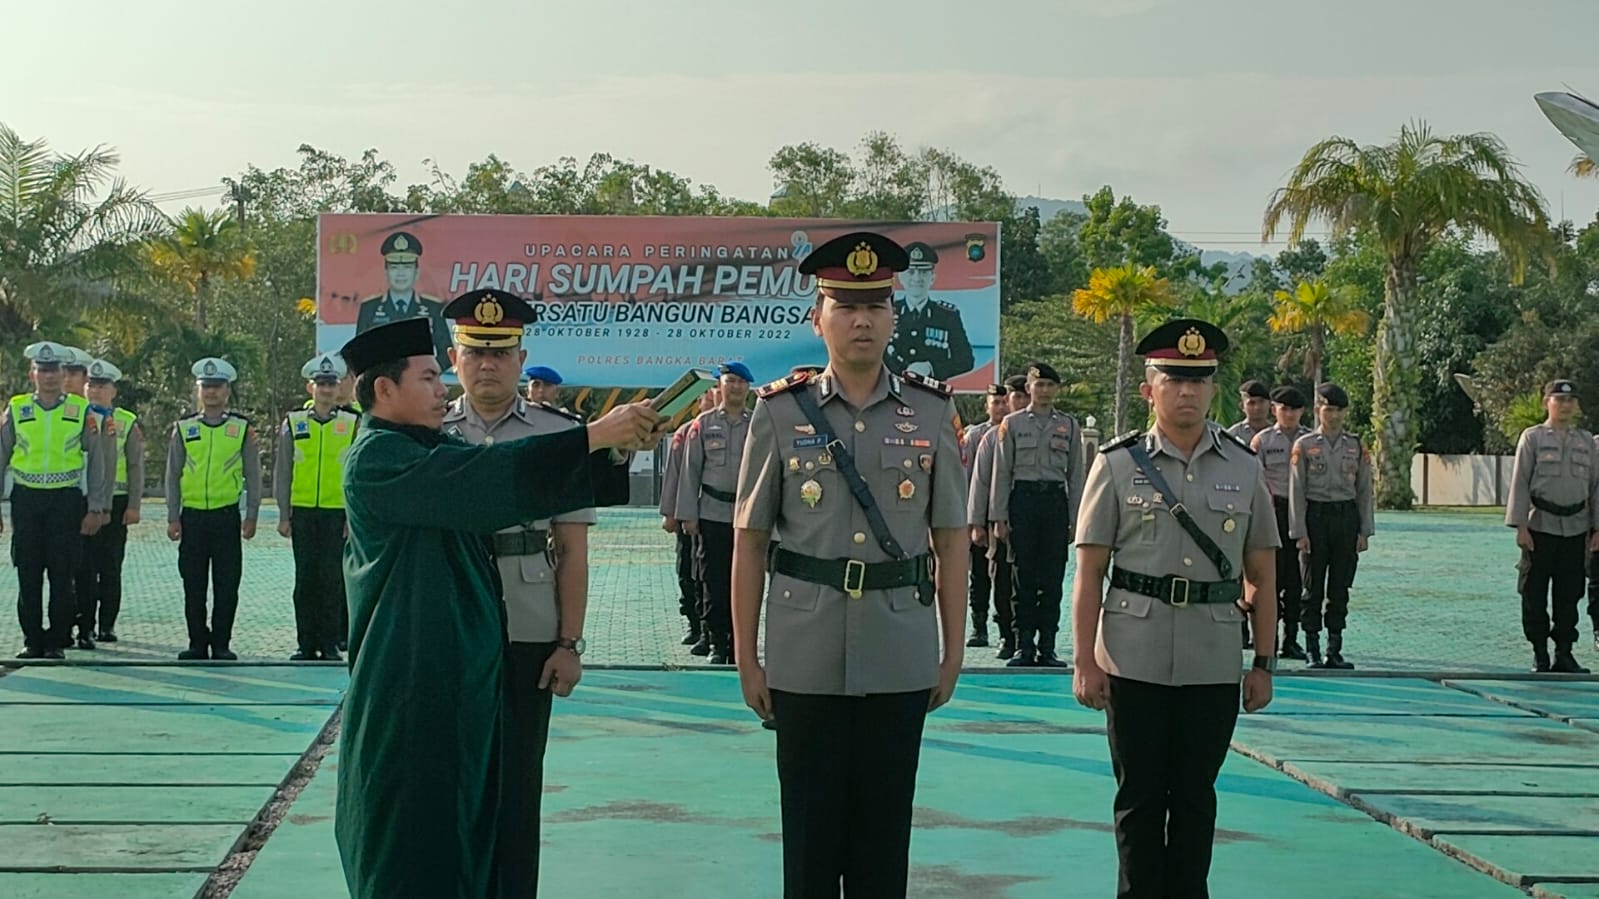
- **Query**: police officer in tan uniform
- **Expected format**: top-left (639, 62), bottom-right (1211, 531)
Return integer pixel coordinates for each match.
top-left (1506, 379), bottom-right (1598, 674)
top-left (439, 289), bottom-right (620, 899)
top-left (661, 389), bottom-right (720, 648)
top-left (1250, 385), bottom-right (1311, 660)
top-left (1289, 383), bottom-right (1374, 670)
top-left (968, 374), bottom-right (1030, 659)
top-left (677, 361), bottom-right (755, 664)
top-left (960, 383), bottom-right (1008, 647)
top-left (990, 361), bottom-right (1085, 667)
top-left (1071, 318), bottom-right (1278, 899)
top-left (732, 232), bottom-right (968, 898)
top-left (1226, 379), bottom-right (1271, 444)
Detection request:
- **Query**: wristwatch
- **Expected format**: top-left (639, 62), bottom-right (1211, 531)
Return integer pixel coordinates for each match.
top-left (557, 637), bottom-right (586, 657)
top-left (1252, 654), bottom-right (1276, 672)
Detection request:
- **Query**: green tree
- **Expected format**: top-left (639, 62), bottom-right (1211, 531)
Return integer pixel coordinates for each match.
top-left (1263, 121), bottom-right (1551, 508)
top-left (1072, 264), bottom-right (1178, 433)
top-left (146, 208), bottom-right (259, 331)
top-left (768, 143), bottom-right (857, 217)
top-left (1268, 277), bottom-right (1370, 385)
top-left (1038, 210), bottom-right (1090, 297)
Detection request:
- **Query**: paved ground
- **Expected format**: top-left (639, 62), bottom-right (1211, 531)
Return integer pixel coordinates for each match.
top-left (1, 504), bottom-right (1592, 673)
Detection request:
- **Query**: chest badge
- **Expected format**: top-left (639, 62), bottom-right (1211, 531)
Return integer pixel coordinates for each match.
top-left (818, 451), bottom-right (833, 466)
top-left (895, 422), bottom-right (919, 433)
top-left (1223, 519), bottom-right (1237, 533)
top-left (788, 457), bottom-right (801, 473)
top-left (919, 453), bottom-right (933, 473)
top-left (897, 478), bottom-right (916, 501)
top-left (896, 406), bottom-right (915, 417)
top-left (800, 479), bottom-right (823, 508)
top-left (794, 424), bottom-right (815, 435)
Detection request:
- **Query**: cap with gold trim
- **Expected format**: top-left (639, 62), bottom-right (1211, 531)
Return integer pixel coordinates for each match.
top-left (798, 231), bottom-right (910, 302)
top-left (441, 289), bottom-right (538, 349)
top-left (1136, 318), bottom-right (1229, 377)
top-left (380, 231), bottom-right (422, 264)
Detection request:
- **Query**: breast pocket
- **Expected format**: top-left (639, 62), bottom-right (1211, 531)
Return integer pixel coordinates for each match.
top-left (1127, 486), bottom-right (1161, 544)
top-left (1206, 490), bottom-right (1249, 561)
top-left (1536, 447), bottom-right (1562, 474)
top-left (1048, 430), bottom-right (1072, 465)
top-left (769, 574), bottom-right (821, 611)
top-left (882, 447), bottom-right (930, 515)
top-left (1015, 431), bottom-right (1040, 467)
top-left (785, 450), bottom-right (840, 513)
top-left (1572, 447), bottom-right (1592, 477)
top-left (705, 428), bottom-right (729, 467)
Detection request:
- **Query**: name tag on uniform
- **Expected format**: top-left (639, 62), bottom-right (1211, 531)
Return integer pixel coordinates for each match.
top-left (1131, 475), bottom-right (1150, 486)
top-left (1213, 483), bottom-right (1240, 492)
top-left (225, 424), bottom-right (241, 438)
top-left (792, 435), bottom-right (829, 448)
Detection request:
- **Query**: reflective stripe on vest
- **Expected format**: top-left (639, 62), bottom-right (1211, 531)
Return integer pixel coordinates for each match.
top-left (178, 416), bottom-right (247, 510)
top-left (8, 394), bottom-right (87, 490)
top-left (288, 409), bottom-right (356, 509)
top-left (111, 407), bottom-right (137, 495)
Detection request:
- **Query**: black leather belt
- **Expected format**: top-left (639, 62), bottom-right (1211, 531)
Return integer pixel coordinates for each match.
top-left (703, 485), bottom-right (736, 503)
top-left (1532, 495), bottom-right (1587, 517)
top-left (491, 529), bottom-right (549, 557)
top-left (1013, 481), bottom-right (1065, 493)
top-left (772, 547), bottom-right (932, 602)
top-left (1110, 566), bottom-right (1241, 607)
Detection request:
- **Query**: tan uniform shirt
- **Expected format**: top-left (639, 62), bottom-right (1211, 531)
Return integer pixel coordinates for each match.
top-left (1251, 424), bottom-right (1311, 498)
top-left (0, 395), bottom-right (115, 512)
top-left (443, 396), bottom-right (596, 643)
top-left (676, 407), bottom-right (751, 525)
top-left (1075, 425), bottom-right (1278, 686)
top-left (1505, 424), bottom-right (1599, 537)
top-left (961, 421), bottom-right (995, 479)
top-left (989, 407), bottom-right (1086, 525)
top-left (1226, 419), bottom-right (1265, 446)
top-left (659, 420), bottom-right (692, 518)
top-left (734, 366), bottom-right (966, 696)
top-left (1288, 430), bottom-right (1375, 539)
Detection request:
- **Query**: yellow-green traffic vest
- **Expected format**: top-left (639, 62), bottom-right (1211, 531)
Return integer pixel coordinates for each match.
top-left (8, 393), bottom-right (88, 490)
top-left (109, 407), bottom-right (137, 496)
top-left (178, 413), bottom-right (249, 510)
top-left (287, 408), bottom-right (357, 509)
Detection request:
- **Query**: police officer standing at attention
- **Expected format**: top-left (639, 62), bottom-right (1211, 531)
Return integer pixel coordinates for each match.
top-left (60, 346), bottom-right (91, 398)
top-left (959, 384), bottom-right (1008, 648)
top-left (275, 353), bottom-right (359, 661)
top-left (885, 242), bottom-right (974, 381)
top-left (991, 362), bottom-right (1084, 667)
top-left (355, 231), bottom-right (452, 375)
top-left (1250, 385), bottom-right (1311, 660)
top-left (1506, 380), bottom-right (1597, 674)
top-left (2, 342), bottom-right (113, 658)
top-left (166, 358), bottom-right (262, 661)
top-left (1289, 383), bottom-right (1373, 670)
top-left (80, 359), bottom-right (143, 645)
top-left (1227, 380), bottom-right (1272, 444)
top-left (967, 375), bottom-right (1031, 659)
top-left (733, 231), bottom-right (967, 898)
top-left (662, 389), bottom-right (721, 648)
top-left (523, 365), bottom-right (564, 407)
top-left (677, 361), bottom-right (755, 665)
top-left (1071, 318), bottom-right (1278, 899)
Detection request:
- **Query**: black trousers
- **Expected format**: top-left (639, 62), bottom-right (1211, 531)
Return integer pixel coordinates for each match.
top-left (1302, 500), bottom-right (1358, 634)
top-left (696, 520), bottom-right (734, 648)
top-left (675, 532), bottom-right (697, 619)
top-left (769, 689), bottom-right (930, 899)
top-left (1520, 530), bottom-right (1587, 647)
top-left (991, 539), bottom-right (1015, 643)
top-left (178, 506), bottom-right (243, 652)
top-left (76, 493), bottom-right (131, 636)
top-left (10, 486), bottom-right (84, 650)
top-left (498, 640), bottom-right (557, 899)
top-left (1589, 549), bottom-right (1599, 627)
top-left (1106, 676), bottom-right (1241, 899)
top-left (290, 506), bottom-right (346, 654)
top-left (1009, 484), bottom-right (1070, 652)
top-left (967, 543), bottom-right (993, 630)
top-left (1271, 497), bottom-right (1301, 631)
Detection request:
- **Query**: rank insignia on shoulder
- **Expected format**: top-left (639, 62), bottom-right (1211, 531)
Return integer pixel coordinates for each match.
top-left (535, 401), bottom-right (583, 422)
top-left (1219, 428), bottom-right (1256, 455)
top-left (900, 369), bottom-right (952, 397)
top-left (756, 371), bottom-right (810, 399)
top-left (1098, 430), bottom-right (1143, 453)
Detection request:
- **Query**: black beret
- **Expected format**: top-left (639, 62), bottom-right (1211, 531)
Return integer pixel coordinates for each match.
top-left (1315, 382), bottom-right (1350, 408)
top-left (984, 384), bottom-right (1007, 397)
top-left (1238, 379), bottom-right (1269, 399)
top-left (1269, 385), bottom-right (1306, 408)
top-left (1004, 375), bottom-right (1029, 392)
top-left (1026, 361), bottom-right (1061, 384)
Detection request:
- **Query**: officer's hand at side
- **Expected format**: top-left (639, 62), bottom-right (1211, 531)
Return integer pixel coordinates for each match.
top-left (928, 658), bottom-right (961, 712)
top-left (1243, 668), bottom-right (1273, 713)
top-left (662, 516), bottom-right (678, 534)
top-left (587, 402), bottom-right (666, 452)
top-left (1516, 526), bottom-right (1535, 552)
top-left (1590, 531), bottom-right (1599, 553)
top-left (80, 513), bottom-right (103, 537)
top-left (1296, 536), bottom-right (1310, 554)
top-left (241, 520), bottom-right (257, 540)
top-left (994, 521), bottom-right (1010, 542)
top-left (540, 647), bottom-right (583, 698)
top-left (1073, 658), bottom-right (1110, 711)
top-left (1356, 534), bottom-right (1368, 553)
top-left (681, 519), bottom-right (700, 537)
top-left (167, 522), bottom-right (181, 541)
top-left (969, 526), bottom-right (987, 547)
top-left (737, 660), bottom-right (773, 722)
top-left (277, 520), bottom-right (292, 539)
top-left (123, 507), bottom-right (140, 526)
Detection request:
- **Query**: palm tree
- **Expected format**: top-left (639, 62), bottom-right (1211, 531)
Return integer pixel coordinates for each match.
top-left (1071, 263), bottom-right (1177, 433)
top-left (0, 123), bottom-right (165, 387)
top-left (146, 207), bottom-right (258, 331)
top-left (1263, 121), bottom-right (1549, 509)
top-left (1572, 155), bottom-right (1598, 179)
top-left (1268, 278), bottom-right (1370, 385)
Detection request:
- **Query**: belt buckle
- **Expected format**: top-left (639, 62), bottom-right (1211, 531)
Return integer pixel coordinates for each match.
top-left (843, 560), bottom-right (867, 599)
top-left (1169, 576), bottom-right (1190, 608)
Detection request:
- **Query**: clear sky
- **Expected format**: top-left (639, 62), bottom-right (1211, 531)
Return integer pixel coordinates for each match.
top-left (9, 0), bottom-right (1599, 249)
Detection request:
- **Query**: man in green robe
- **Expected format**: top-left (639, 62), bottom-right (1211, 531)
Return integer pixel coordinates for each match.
top-left (334, 317), bottom-right (663, 898)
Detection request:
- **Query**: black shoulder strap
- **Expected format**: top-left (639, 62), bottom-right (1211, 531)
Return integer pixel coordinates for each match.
top-left (789, 387), bottom-right (908, 561)
top-left (1125, 441), bottom-right (1234, 580)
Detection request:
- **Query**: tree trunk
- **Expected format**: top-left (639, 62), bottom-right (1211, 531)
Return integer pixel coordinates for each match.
top-left (195, 273), bottom-right (209, 332)
top-left (1372, 258), bottom-right (1420, 510)
top-left (1309, 326), bottom-right (1325, 386)
top-left (1114, 312), bottom-right (1132, 434)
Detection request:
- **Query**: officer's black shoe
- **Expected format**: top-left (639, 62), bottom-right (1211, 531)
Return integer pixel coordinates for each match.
top-left (996, 640), bottom-right (1015, 660)
top-left (1552, 648), bottom-right (1590, 674)
top-left (96, 631), bottom-right (118, 643)
top-left (1304, 632), bottom-right (1323, 669)
top-left (1279, 639), bottom-right (1307, 661)
top-left (43, 648), bottom-right (65, 660)
top-left (212, 648), bottom-right (239, 662)
top-left (689, 634), bottom-right (712, 656)
top-left (681, 621), bottom-right (701, 646)
top-left (290, 650), bottom-right (316, 661)
top-left (966, 630), bottom-right (989, 648)
top-left (1035, 652), bottom-right (1070, 668)
top-left (16, 646), bottom-right (45, 659)
top-left (178, 647), bottom-right (209, 661)
top-left (1005, 651), bottom-right (1037, 668)
top-left (75, 635), bottom-right (95, 651)
top-left (336, 639), bottom-right (347, 653)
top-left (321, 648), bottom-right (344, 663)
top-left (1324, 633), bottom-right (1354, 670)
top-left (761, 718), bottom-right (778, 731)
top-left (1532, 644), bottom-right (1552, 673)
top-left (709, 650), bottom-right (731, 665)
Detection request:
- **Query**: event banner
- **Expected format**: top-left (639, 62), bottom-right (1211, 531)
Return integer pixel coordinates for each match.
top-left (316, 214), bottom-right (1001, 391)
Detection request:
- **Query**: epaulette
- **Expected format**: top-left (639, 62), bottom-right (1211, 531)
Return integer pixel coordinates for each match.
top-left (756, 370), bottom-right (811, 399)
top-left (1098, 430), bottom-right (1143, 453)
top-left (226, 411), bottom-right (252, 425)
top-left (1219, 427), bottom-right (1256, 456)
top-left (901, 369), bottom-right (952, 398)
top-left (534, 401), bottom-right (583, 423)
top-left (933, 298), bottom-right (961, 312)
